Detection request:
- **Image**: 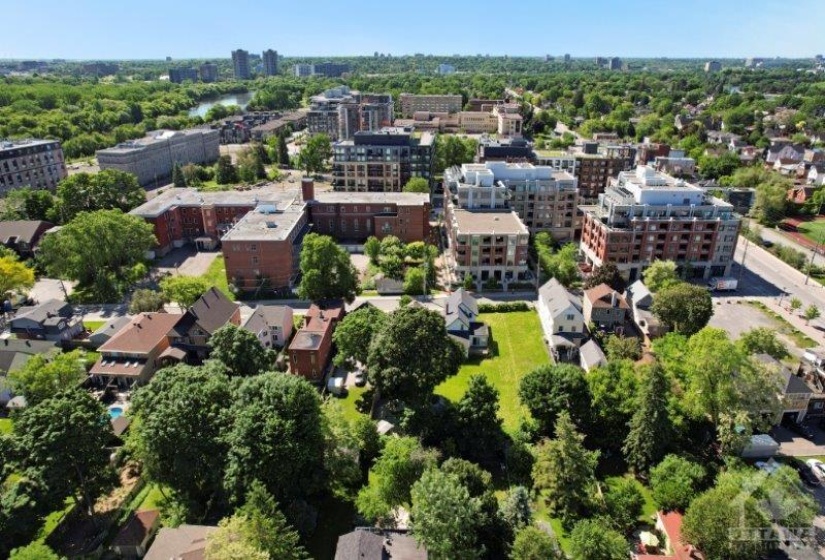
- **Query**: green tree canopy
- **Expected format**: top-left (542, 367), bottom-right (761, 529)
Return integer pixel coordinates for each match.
top-left (642, 260), bottom-right (679, 292)
top-left (519, 364), bottom-right (591, 435)
top-left (736, 327), bottom-right (788, 359)
top-left (650, 454), bottom-right (706, 511)
top-left (623, 362), bottom-right (673, 473)
top-left (129, 288), bottom-right (165, 313)
top-left (8, 543), bottom-right (61, 560)
top-left (569, 519), bottom-right (628, 560)
top-left (215, 155), bottom-right (238, 185)
top-left (297, 233), bottom-right (359, 303)
top-left (510, 526), bottom-right (563, 560)
top-left (0, 255), bottom-right (35, 299)
top-left (403, 177), bottom-right (430, 193)
top-left (297, 134), bottom-right (332, 174)
top-left (583, 262), bottom-right (625, 292)
top-left (208, 324), bottom-right (272, 377)
top-left (54, 169), bottom-right (145, 223)
top-left (652, 282), bottom-right (713, 335)
top-left (159, 275), bottom-right (211, 308)
top-left (9, 349), bottom-right (87, 406)
top-left (332, 305), bottom-right (387, 367)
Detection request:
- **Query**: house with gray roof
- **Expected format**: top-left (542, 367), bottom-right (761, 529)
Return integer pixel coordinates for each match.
top-left (88, 315), bottom-right (132, 348)
top-left (624, 280), bottom-right (668, 339)
top-left (753, 353), bottom-right (813, 423)
top-left (0, 338), bottom-right (60, 406)
top-left (579, 339), bottom-right (607, 372)
top-left (242, 305), bottom-right (294, 349)
top-left (335, 529), bottom-right (427, 560)
top-left (441, 288), bottom-right (488, 356)
top-left (9, 299), bottom-right (82, 341)
top-left (167, 288), bottom-right (241, 361)
top-left (0, 220), bottom-right (54, 258)
top-left (537, 278), bottom-right (585, 361)
top-left (143, 524), bottom-right (216, 560)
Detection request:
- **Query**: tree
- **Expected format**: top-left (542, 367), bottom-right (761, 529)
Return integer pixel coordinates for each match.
top-left (499, 486), bottom-right (532, 531)
top-left (652, 282), bottom-right (713, 335)
top-left (321, 400), bottom-right (367, 500)
top-left (403, 266), bottom-right (427, 295)
top-left (403, 177), bottom-right (430, 193)
top-left (736, 327), bottom-right (789, 359)
top-left (682, 328), bottom-right (742, 426)
top-left (410, 468), bottom-right (483, 560)
top-left (237, 146), bottom-right (267, 183)
top-left (277, 133), bottom-right (290, 167)
top-left (53, 170), bottom-right (145, 223)
top-left (130, 364), bottom-right (231, 518)
top-left (434, 135), bottom-right (477, 173)
top-left (205, 515), bottom-right (270, 560)
top-left (623, 363), bottom-right (672, 473)
top-left (752, 180), bottom-right (790, 225)
top-left (364, 236), bottom-right (381, 264)
top-left (0, 478), bottom-right (53, 558)
top-left (332, 305), bottom-right (387, 367)
top-left (650, 455), bottom-right (706, 511)
top-left (586, 361), bottom-right (639, 452)
top-left (804, 304), bottom-right (821, 324)
top-left (569, 519), bottom-right (628, 560)
top-left (698, 151), bottom-right (740, 180)
top-left (456, 374), bottom-right (503, 461)
top-left (11, 390), bottom-right (115, 517)
top-left (532, 412), bottom-right (599, 523)
top-left (297, 134), bottom-right (332, 174)
top-left (172, 163), bottom-right (186, 188)
top-left (510, 526), bottom-right (562, 560)
top-left (235, 481), bottom-right (309, 560)
top-left (367, 306), bottom-right (463, 403)
top-left (790, 296), bottom-right (803, 313)
top-left (9, 349), bottom-right (87, 406)
top-left (38, 209), bottom-right (155, 301)
top-left (602, 478), bottom-right (644, 533)
top-left (297, 233), bottom-right (359, 303)
top-left (0, 255), bottom-right (35, 299)
top-left (208, 324), bottom-right (271, 377)
top-left (519, 364), bottom-right (591, 435)
top-left (159, 275), bottom-right (211, 308)
top-left (8, 543), bottom-right (61, 560)
top-left (604, 335), bottom-right (642, 361)
top-left (215, 155), bottom-right (238, 184)
top-left (643, 260), bottom-right (679, 292)
top-left (129, 288), bottom-right (165, 313)
top-left (224, 373), bottom-right (326, 504)
top-left (583, 262), bottom-right (625, 292)
top-left (356, 437), bottom-right (439, 523)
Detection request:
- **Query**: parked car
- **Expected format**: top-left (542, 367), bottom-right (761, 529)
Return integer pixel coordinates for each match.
top-left (805, 459), bottom-right (825, 481)
top-left (761, 238), bottom-right (774, 248)
top-left (790, 461), bottom-right (820, 487)
top-left (781, 416), bottom-right (815, 440)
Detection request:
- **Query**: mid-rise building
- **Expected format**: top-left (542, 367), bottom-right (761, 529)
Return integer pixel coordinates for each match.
top-left (575, 153), bottom-right (633, 201)
top-left (293, 63), bottom-right (314, 77)
top-left (262, 49), bottom-right (279, 76)
top-left (705, 60), bottom-right (722, 73)
top-left (477, 137), bottom-right (534, 163)
top-left (0, 139), bottom-right (67, 194)
top-left (332, 127), bottom-right (434, 192)
top-left (168, 67), bottom-right (198, 84)
top-left (609, 57), bottom-right (622, 70)
top-left (199, 63), bottom-right (218, 83)
top-left (445, 161), bottom-right (578, 241)
top-left (399, 94), bottom-right (463, 117)
top-left (307, 87), bottom-right (393, 141)
top-left (493, 104), bottom-right (523, 138)
top-left (312, 62), bottom-right (350, 77)
top-left (232, 49), bottom-right (251, 80)
top-left (579, 166), bottom-right (741, 281)
top-left (96, 129), bottom-right (220, 187)
top-left (437, 63), bottom-right (456, 75)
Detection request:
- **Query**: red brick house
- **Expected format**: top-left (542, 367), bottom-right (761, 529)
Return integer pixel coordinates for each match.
top-left (288, 301), bottom-right (346, 382)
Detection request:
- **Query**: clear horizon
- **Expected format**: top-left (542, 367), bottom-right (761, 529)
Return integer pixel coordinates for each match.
top-left (2, 0), bottom-right (824, 60)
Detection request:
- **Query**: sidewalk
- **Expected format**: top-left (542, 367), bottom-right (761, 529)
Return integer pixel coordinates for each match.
top-left (759, 296), bottom-right (825, 348)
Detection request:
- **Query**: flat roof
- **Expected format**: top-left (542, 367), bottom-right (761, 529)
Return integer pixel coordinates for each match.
top-left (130, 186), bottom-right (300, 218)
top-left (315, 191), bottom-right (429, 206)
top-left (97, 128), bottom-right (214, 154)
top-left (0, 139), bottom-right (59, 152)
top-left (453, 209), bottom-right (528, 235)
top-left (221, 202), bottom-right (306, 242)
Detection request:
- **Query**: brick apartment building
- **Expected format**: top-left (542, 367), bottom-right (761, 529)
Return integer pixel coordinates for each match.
top-left (289, 301), bottom-right (346, 382)
top-left (399, 94), bottom-right (463, 117)
top-left (579, 166), bottom-right (741, 282)
top-left (332, 127), bottom-right (434, 192)
top-left (0, 139), bottom-right (68, 194)
top-left (306, 87), bottom-right (393, 141)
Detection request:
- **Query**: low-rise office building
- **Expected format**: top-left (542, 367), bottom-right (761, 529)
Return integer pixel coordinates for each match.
top-left (399, 94), bottom-right (463, 117)
top-left (97, 128), bottom-right (220, 187)
top-left (0, 139), bottom-right (67, 194)
top-left (332, 127), bottom-right (434, 192)
top-left (579, 166), bottom-right (741, 281)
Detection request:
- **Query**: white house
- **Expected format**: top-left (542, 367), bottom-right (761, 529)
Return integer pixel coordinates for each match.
top-left (442, 289), bottom-right (488, 356)
top-left (808, 164), bottom-right (825, 186)
top-left (242, 305), bottom-right (294, 349)
top-left (537, 278), bottom-right (585, 361)
top-left (579, 339), bottom-right (607, 372)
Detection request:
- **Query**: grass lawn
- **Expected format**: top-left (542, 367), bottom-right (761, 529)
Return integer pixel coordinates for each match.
top-left (138, 484), bottom-right (168, 512)
top-left (83, 320), bottom-right (105, 331)
top-left (795, 219), bottom-right (825, 245)
top-left (336, 386), bottom-right (369, 424)
top-left (201, 255), bottom-right (235, 301)
top-left (436, 311), bottom-right (550, 434)
top-left (0, 418), bottom-right (12, 435)
top-left (36, 497), bottom-right (75, 542)
top-left (745, 300), bottom-right (816, 348)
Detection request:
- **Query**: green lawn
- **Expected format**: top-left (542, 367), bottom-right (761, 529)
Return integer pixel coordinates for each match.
top-left (0, 418), bottom-right (12, 435)
top-left (337, 385), bottom-right (369, 423)
top-left (201, 255), bottom-right (236, 300)
top-left (83, 320), bottom-right (106, 331)
top-left (436, 310), bottom-right (550, 434)
top-left (795, 219), bottom-right (825, 245)
top-left (36, 497), bottom-right (75, 542)
top-left (138, 484), bottom-right (168, 512)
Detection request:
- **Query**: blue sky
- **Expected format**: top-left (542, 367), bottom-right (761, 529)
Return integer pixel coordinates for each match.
top-left (2, 0), bottom-right (823, 60)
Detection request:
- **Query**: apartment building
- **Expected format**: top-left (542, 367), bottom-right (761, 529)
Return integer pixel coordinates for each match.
top-left (579, 166), bottom-right (741, 282)
top-left (294, 64), bottom-right (313, 77)
top-left (231, 49), bottom-right (250, 80)
top-left (493, 104), bottom-right (523, 138)
top-left (307, 87), bottom-right (393, 141)
top-left (168, 67), bottom-right (198, 84)
top-left (444, 161), bottom-right (579, 241)
top-left (399, 94), bottom-right (463, 117)
top-left (332, 127), bottom-right (434, 192)
top-left (476, 137), bottom-right (534, 163)
top-left (0, 139), bottom-right (67, 194)
top-left (312, 62), bottom-right (350, 77)
top-left (199, 63), bottom-right (218, 83)
top-left (575, 154), bottom-right (632, 201)
top-left (97, 128), bottom-right (219, 187)
top-left (262, 49), bottom-right (279, 76)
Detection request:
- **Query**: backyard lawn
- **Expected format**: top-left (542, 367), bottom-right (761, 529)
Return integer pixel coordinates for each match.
top-left (82, 320), bottom-right (105, 331)
top-left (0, 418), bottom-right (12, 434)
top-left (436, 310), bottom-right (550, 434)
top-left (795, 218), bottom-right (825, 245)
top-left (201, 255), bottom-right (235, 300)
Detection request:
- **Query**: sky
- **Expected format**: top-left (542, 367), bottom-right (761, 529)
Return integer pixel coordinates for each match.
top-left (2, 0), bottom-right (824, 60)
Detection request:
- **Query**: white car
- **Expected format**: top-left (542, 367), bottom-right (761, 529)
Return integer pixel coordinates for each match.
top-left (805, 459), bottom-right (825, 480)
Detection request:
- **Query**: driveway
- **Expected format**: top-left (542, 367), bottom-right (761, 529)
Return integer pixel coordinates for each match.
top-left (153, 248), bottom-right (219, 277)
top-left (29, 277), bottom-right (73, 303)
top-left (776, 425), bottom-right (825, 457)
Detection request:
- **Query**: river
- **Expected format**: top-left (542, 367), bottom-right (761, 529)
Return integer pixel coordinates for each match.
top-left (188, 91), bottom-right (256, 118)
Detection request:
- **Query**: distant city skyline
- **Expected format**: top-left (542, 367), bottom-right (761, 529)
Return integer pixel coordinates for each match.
top-left (2, 0), bottom-right (824, 60)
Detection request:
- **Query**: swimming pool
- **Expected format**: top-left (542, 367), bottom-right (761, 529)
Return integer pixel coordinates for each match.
top-left (108, 406), bottom-right (124, 419)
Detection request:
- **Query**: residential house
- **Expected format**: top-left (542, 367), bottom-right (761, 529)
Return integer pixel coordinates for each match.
top-left (624, 280), bottom-right (668, 339)
top-left (579, 339), bottom-right (607, 372)
top-left (765, 143), bottom-right (805, 166)
top-left (808, 163), bottom-right (825, 186)
top-left (0, 338), bottom-right (60, 406)
top-left (442, 288), bottom-right (488, 356)
top-left (89, 313), bottom-right (184, 389)
top-left (797, 349), bottom-right (825, 420)
top-left (143, 524), bottom-right (217, 560)
top-left (111, 509), bottom-right (160, 559)
top-left (242, 305), bottom-right (294, 349)
top-left (335, 529), bottom-right (428, 560)
top-left (88, 316), bottom-right (132, 348)
top-left (789, 184), bottom-right (818, 205)
top-left (167, 288), bottom-right (241, 361)
top-left (633, 511), bottom-right (704, 560)
top-left (0, 220), bottom-right (54, 258)
top-left (537, 278), bottom-right (586, 361)
top-left (289, 301), bottom-right (345, 382)
top-left (753, 353), bottom-right (813, 423)
top-left (583, 284), bottom-right (629, 330)
top-left (10, 299), bottom-right (83, 341)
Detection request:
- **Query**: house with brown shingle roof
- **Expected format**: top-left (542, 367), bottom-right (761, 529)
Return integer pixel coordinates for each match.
top-left (288, 301), bottom-right (345, 382)
top-left (90, 312), bottom-right (184, 389)
top-left (583, 283), bottom-right (630, 329)
top-left (167, 287), bottom-right (240, 361)
top-left (111, 509), bottom-right (160, 558)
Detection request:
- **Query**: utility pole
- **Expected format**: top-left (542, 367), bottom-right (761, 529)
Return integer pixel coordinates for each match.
top-left (804, 233), bottom-right (824, 286)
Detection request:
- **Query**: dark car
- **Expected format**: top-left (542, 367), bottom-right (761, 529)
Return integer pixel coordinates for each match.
top-left (782, 416), bottom-right (815, 440)
top-left (789, 461), bottom-right (821, 487)
top-left (761, 238), bottom-right (774, 248)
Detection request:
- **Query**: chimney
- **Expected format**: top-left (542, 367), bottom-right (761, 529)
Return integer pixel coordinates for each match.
top-left (301, 177), bottom-right (315, 202)
top-left (611, 291), bottom-right (618, 308)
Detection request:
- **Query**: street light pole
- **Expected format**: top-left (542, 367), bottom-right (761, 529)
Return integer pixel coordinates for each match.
top-left (804, 233), bottom-right (824, 286)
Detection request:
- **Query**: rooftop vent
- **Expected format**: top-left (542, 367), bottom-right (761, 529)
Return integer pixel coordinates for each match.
top-left (258, 204), bottom-right (279, 215)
